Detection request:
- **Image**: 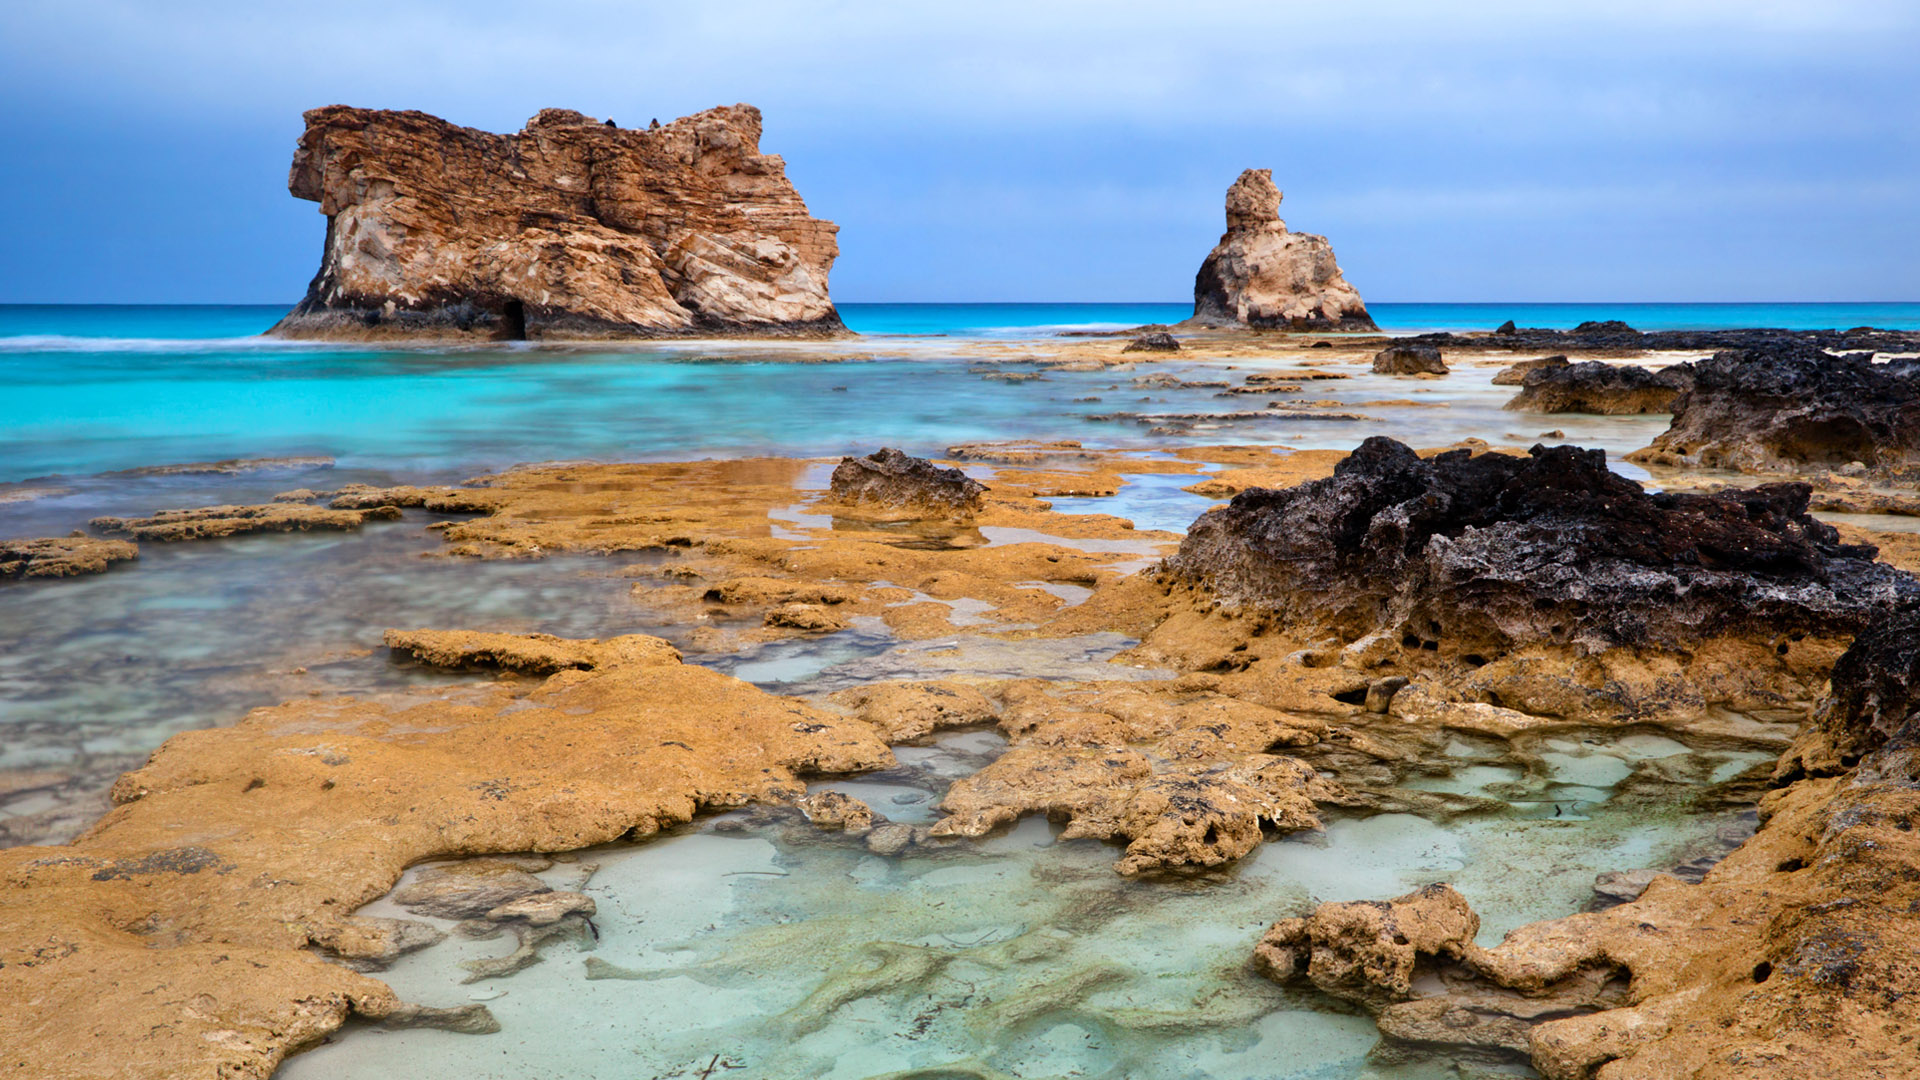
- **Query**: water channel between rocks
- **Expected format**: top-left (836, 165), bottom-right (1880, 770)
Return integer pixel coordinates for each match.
top-left (282, 717), bottom-right (1769, 1080)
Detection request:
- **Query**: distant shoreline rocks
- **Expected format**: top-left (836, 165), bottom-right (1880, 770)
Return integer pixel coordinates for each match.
top-left (1186, 169), bottom-right (1377, 333)
top-left (268, 105), bottom-right (846, 342)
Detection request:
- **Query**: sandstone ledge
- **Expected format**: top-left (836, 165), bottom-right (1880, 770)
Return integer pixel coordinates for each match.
top-left (0, 631), bottom-right (890, 1079)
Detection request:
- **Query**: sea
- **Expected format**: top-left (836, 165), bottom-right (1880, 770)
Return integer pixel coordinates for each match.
top-left (3, 301), bottom-right (1915, 484)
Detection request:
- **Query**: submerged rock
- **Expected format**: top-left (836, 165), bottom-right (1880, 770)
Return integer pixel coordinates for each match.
top-left (269, 104), bottom-right (843, 341)
top-left (828, 448), bottom-right (987, 517)
top-left (1371, 343), bottom-right (1447, 376)
top-left (1628, 342), bottom-right (1920, 477)
top-left (1189, 169), bottom-right (1376, 332)
top-left (927, 681), bottom-right (1339, 875)
top-left (1503, 360), bottom-right (1691, 414)
top-left (90, 503), bottom-right (401, 541)
top-left (0, 535), bottom-right (138, 579)
top-left (1162, 436), bottom-right (1919, 659)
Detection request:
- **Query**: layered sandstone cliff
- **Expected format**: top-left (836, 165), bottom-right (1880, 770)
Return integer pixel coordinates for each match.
top-left (1189, 169), bottom-right (1376, 332)
top-left (268, 104), bottom-right (845, 341)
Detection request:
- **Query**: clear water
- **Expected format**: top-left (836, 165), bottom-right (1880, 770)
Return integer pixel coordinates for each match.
top-left (280, 725), bottom-right (1752, 1080)
top-left (0, 515), bottom-right (668, 846)
top-left (3, 303), bottom-right (1911, 482)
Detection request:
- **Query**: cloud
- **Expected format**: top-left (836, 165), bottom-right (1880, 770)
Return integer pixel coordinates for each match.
top-left (0, 0), bottom-right (1914, 301)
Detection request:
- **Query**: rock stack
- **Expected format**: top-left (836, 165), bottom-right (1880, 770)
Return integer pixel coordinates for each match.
top-left (1189, 169), bottom-right (1375, 332)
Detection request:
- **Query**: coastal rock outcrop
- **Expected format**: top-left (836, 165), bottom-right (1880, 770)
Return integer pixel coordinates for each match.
top-left (1256, 613), bottom-right (1920, 1079)
top-left (828, 448), bottom-right (987, 517)
top-left (1503, 360), bottom-right (1691, 415)
top-left (268, 104), bottom-right (843, 341)
top-left (0, 630), bottom-right (891, 1078)
top-left (1489, 355), bottom-right (1567, 386)
top-left (1, 535), bottom-right (138, 579)
top-left (926, 680), bottom-right (1341, 875)
top-left (1189, 170), bottom-right (1376, 332)
top-left (1372, 343), bottom-right (1447, 376)
top-left (1160, 436), bottom-right (1919, 659)
top-left (1627, 342), bottom-right (1920, 477)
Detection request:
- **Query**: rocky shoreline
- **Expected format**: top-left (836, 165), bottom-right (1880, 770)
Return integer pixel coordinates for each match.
top-left (3, 328), bottom-right (1919, 1079)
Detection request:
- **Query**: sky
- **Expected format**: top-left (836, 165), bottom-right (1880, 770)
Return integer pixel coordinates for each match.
top-left (1, 0), bottom-right (1915, 304)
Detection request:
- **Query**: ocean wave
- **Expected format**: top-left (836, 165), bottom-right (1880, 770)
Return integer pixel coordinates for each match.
top-left (0, 334), bottom-right (344, 353)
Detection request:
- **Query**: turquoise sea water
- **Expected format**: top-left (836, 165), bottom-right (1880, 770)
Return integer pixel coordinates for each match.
top-left (2, 301), bottom-right (1915, 484)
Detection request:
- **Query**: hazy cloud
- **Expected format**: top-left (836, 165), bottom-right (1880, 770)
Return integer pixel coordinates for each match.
top-left (2, 0), bottom-right (1914, 301)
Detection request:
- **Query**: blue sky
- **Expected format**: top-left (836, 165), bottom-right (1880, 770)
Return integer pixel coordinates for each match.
top-left (1, 1), bottom-right (1915, 304)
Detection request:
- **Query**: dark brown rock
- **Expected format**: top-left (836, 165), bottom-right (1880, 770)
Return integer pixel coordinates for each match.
top-left (1161, 436), bottom-right (1920, 659)
top-left (1628, 342), bottom-right (1920, 477)
top-left (1503, 360), bottom-right (1690, 414)
top-left (1123, 332), bottom-right (1182, 352)
top-left (828, 448), bottom-right (987, 517)
top-left (1372, 343), bottom-right (1447, 376)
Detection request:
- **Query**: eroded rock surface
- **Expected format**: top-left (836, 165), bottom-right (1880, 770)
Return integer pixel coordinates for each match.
top-left (385, 628), bottom-right (683, 674)
top-left (90, 503), bottom-right (401, 541)
top-left (1504, 360), bottom-right (1690, 415)
top-left (1490, 355), bottom-right (1568, 386)
top-left (1, 535), bottom-right (138, 579)
top-left (1372, 343), bottom-right (1447, 376)
top-left (1162, 436), bottom-right (1918, 659)
top-left (1629, 343), bottom-right (1920, 478)
top-left (1257, 613), bottom-right (1920, 1079)
top-left (1189, 170), bottom-right (1376, 332)
top-left (0, 630), bottom-right (890, 1078)
top-left (928, 680), bottom-right (1343, 874)
top-left (268, 104), bottom-right (843, 340)
top-left (827, 448), bottom-right (988, 517)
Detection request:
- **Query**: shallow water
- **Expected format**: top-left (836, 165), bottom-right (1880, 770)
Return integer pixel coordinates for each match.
top-left (5, 302), bottom-right (1907, 482)
top-left (280, 722), bottom-right (1754, 1080)
top-left (0, 514), bottom-right (665, 844)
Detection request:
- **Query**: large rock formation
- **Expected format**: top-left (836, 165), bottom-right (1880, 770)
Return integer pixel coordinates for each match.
top-left (1627, 342), bottom-right (1920, 478)
top-left (1189, 170), bottom-right (1376, 332)
top-left (268, 104), bottom-right (844, 341)
top-left (1161, 437), bottom-right (1918, 659)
